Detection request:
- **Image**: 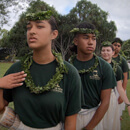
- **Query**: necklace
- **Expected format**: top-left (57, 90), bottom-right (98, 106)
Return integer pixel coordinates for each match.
top-left (22, 51), bottom-right (68, 94)
top-left (118, 54), bottom-right (122, 65)
top-left (111, 60), bottom-right (118, 75)
top-left (113, 54), bottom-right (122, 65)
top-left (69, 53), bottom-right (99, 74)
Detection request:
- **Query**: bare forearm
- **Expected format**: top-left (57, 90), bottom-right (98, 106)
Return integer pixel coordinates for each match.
top-left (85, 102), bottom-right (109, 129)
top-left (0, 89), bottom-right (6, 113)
top-left (64, 114), bottom-right (77, 130)
top-left (122, 72), bottom-right (128, 90)
top-left (117, 81), bottom-right (130, 104)
top-left (84, 89), bottom-right (111, 130)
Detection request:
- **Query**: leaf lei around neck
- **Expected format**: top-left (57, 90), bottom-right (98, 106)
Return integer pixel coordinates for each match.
top-left (70, 53), bottom-right (99, 74)
top-left (22, 51), bottom-right (68, 94)
top-left (111, 60), bottom-right (118, 75)
top-left (118, 54), bottom-right (122, 65)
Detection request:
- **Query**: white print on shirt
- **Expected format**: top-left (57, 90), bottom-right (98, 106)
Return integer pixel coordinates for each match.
top-left (52, 84), bottom-right (63, 93)
top-left (90, 70), bottom-right (100, 80)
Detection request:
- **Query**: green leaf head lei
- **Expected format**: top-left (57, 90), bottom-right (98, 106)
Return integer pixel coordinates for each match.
top-left (70, 28), bottom-right (99, 38)
top-left (22, 51), bottom-right (68, 94)
top-left (101, 41), bottom-right (112, 47)
top-left (25, 10), bottom-right (52, 21)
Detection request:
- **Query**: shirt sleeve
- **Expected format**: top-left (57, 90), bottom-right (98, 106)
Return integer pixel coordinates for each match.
top-left (101, 60), bottom-right (117, 90)
top-left (64, 62), bottom-right (83, 116)
top-left (122, 57), bottom-right (129, 73)
top-left (116, 65), bottom-right (123, 81)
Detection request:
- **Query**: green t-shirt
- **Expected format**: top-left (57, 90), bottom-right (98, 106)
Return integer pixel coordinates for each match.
top-left (112, 55), bottom-right (129, 73)
top-left (3, 60), bottom-right (82, 128)
top-left (110, 62), bottom-right (123, 81)
top-left (73, 56), bottom-right (116, 109)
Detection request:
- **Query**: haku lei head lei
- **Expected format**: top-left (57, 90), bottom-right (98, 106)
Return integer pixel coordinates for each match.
top-left (25, 10), bottom-right (52, 21)
top-left (69, 53), bottom-right (99, 74)
top-left (101, 41), bottom-right (112, 47)
top-left (22, 51), bottom-right (68, 94)
top-left (70, 28), bottom-right (99, 37)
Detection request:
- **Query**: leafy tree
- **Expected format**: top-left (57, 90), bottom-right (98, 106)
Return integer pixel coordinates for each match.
top-left (121, 40), bottom-right (130, 60)
top-left (1, 0), bottom-right (59, 59)
top-left (68, 0), bottom-right (117, 54)
top-left (0, 0), bottom-right (119, 60)
top-left (0, 0), bottom-right (36, 28)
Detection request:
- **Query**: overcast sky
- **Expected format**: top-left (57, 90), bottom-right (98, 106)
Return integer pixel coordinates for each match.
top-left (4, 0), bottom-right (130, 41)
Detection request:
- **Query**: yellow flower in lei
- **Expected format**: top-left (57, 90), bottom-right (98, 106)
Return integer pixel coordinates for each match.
top-left (69, 53), bottom-right (99, 74)
top-left (22, 51), bottom-right (68, 94)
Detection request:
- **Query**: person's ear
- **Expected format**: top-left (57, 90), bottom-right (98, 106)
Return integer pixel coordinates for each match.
top-left (51, 30), bottom-right (58, 40)
top-left (73, 37), bottom-right (78, 46)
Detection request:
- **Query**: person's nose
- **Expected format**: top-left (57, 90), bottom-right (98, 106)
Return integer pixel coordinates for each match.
top-left (29, 26), bottom-right (36, 35)
top-left (88, 38), bottom-right (93, 45)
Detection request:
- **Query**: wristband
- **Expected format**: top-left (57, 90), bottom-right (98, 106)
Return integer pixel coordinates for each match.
top-left (125, 103), bottom-right (130, 107)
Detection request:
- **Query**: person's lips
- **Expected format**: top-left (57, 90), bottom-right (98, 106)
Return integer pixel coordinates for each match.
top-left (87, 47), bottom-right (94, 51)
top-left (29, 37), bottom-right (37, 42)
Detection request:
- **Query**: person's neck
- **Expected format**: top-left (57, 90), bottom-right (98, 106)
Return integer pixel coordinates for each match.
top-left (105, 59), bottom-right (112, 63)
top-left (77, 53), bottom-right (94, 61)
top-left (113, 53), bottom-right (119, 58)
top-left (33, 49), bottom-right (55, 64)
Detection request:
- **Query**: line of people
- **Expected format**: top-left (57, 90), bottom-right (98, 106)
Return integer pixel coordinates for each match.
top-left (0, 10), bottom-right (130, 130)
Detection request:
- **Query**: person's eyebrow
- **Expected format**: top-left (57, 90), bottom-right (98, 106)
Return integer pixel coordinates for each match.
top-left (26, 21), bottom-right (45, 25)
top-left (83, 34), bottom-right (96, 37)
top-left (35, 20), bottom-right (45, 24)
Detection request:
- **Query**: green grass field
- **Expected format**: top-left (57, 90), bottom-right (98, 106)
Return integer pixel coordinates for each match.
top-left (0, 62), bottom-right (130, 130)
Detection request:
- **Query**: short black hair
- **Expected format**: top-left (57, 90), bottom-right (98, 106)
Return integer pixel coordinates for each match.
top-left (73, 22), bottom-right (96, 36)
top-left (112, 37), bottom-right (123, 46)
top-left (69, 22), bottom-right (96, 54)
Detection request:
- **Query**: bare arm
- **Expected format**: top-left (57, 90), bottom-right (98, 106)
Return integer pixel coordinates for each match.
top-left (64, 114), bottom-right (77, 130)
top-left (84, 89), bottom-right (111, 130)
top-left (118, 72), bottom-right (128, 104)
top-left (0, 89), bottom-right (8, 113)
top-left (117, 80), bottom-right (130, 116)
top-left (0, 71), bottom-right (26, 113)
top-left (122, 72), bottom-right (128, 90)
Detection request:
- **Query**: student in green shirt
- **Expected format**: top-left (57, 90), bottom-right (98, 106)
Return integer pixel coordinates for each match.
top-left (101, 41), bottom-right (130, 130)
top-left (69, 22), bottom-right (116, 130)
top-left (0, 10), bottom-right (82, 130)
top-left (112, 38), bottom-right (129, 117)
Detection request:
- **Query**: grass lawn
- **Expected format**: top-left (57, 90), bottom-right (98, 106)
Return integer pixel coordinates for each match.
top-left (0, 62), bottom-right (130, 130)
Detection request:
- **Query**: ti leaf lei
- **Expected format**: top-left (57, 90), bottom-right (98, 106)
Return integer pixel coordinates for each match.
top-left (111, 60), bottom-right (118, 76)
top-left (69, 53), bottom-right (99, 74)
top-left (22, 51), bottom-right (68, 94)
top-left (118, 54), bottom-right (123, 65)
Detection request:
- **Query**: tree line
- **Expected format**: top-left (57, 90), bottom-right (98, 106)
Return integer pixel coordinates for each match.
top-left (0, 0), bottom-right (130, 61)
